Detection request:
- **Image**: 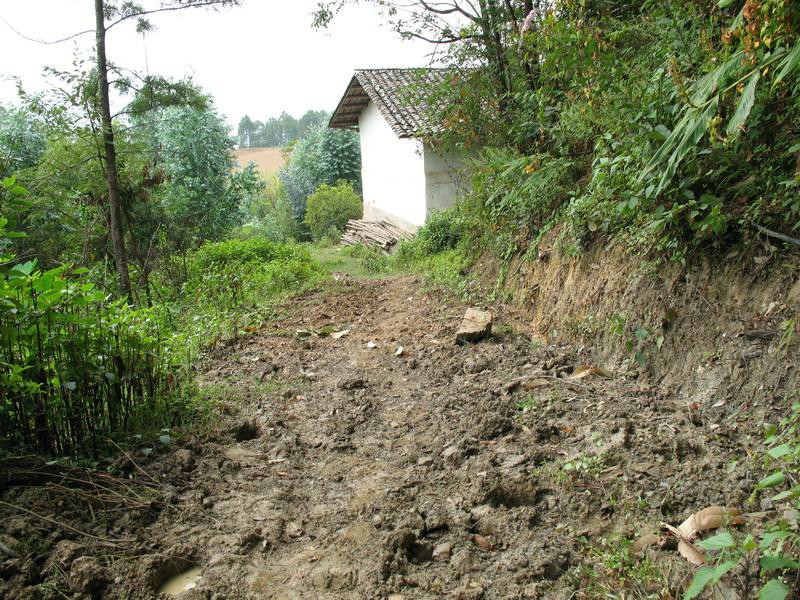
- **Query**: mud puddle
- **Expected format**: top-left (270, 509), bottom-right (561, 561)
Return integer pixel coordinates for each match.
top-left (159, 567), bottom-right (202, 595)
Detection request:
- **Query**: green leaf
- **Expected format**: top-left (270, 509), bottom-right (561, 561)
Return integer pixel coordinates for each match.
top-left (760, 555), bottom-right (800, 572)
top-left (759, 579), bottom-right (789, 600)
top-left (774, 39), bottom-right (800, 86)
top-left (159, 434), bottom-right (171, 445)
top-left (11, 261), bottom-right (36, 276)
top-left (760, 530), bottom-right (792, 549)
top-left (767, 444), bottom-right (792, 459)
top-left (717, 0), bottom-right (734, 6)
top-left (684, 568), bottom-right (715, 600)
top-left (711, 560), bottom-right (739, 583)
top-left (771, 487), bottom-right (799, 501)
top-left (697, 531), bottom-right (735, 551)
top-left (727, 71), bottom-right (760, 137)
top-left (757, 471), bottom-right (786, 489)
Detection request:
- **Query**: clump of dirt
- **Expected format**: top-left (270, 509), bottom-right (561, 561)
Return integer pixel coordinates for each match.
top-left (0, 274), bottom-right (794, 599)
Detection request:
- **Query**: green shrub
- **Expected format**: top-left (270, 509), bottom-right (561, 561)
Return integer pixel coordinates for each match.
top-left (341, 243), bottom-right (389, 273)
top-left (415, 209), bottom-right (466, 254)
top-left (239, 173), bottom-right (300, 243)
top-left (0, 183), bottom-right (179, 454)
top-left (469, 149), bottom-right (581, 238)
top-left (175, 238), bottom-right (322, 347)
top-left (190, 237), bottom-right (309, 271)
top-left (303, 181), bottom-right (362, 241)
top-left (280, 125), bottom-right (361, 221)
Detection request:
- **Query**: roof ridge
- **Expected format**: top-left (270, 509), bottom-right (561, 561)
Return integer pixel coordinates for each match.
top-left (330, 69), bottom-right (451, 138)
top-left (354, 67), bottom-right (452, 71)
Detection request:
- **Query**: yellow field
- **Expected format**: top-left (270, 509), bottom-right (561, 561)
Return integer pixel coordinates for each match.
top-left (233, 147), bottom-right (286, 175)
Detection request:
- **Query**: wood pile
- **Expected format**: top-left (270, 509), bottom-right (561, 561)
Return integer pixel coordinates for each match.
top-left (340, 219), bottom-right (414, 251)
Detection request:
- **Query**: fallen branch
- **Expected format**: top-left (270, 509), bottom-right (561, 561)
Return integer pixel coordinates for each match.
top-left (756, 224), bottom-right (800, 247)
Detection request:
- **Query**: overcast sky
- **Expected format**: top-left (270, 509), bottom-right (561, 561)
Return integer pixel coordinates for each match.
top-left (0, 0), bottom-right (433, 127)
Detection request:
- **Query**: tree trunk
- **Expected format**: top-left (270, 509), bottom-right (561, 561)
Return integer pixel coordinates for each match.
top-left (95, 0), bottom-right (132, 299)
top-left (477, 0), bottom-right (511, 113)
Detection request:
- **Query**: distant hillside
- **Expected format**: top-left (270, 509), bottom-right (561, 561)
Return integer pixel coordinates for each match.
top-left (233, 147), bottom-right (286, 175)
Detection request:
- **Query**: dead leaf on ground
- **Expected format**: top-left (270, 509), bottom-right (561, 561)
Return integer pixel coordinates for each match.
top-left (631, 534), bottom-right (662, 555)
top-left (662, 523), bottom-right (705, 565)
top-left (521, 377), bottom-right (552, 390)
top-left (331, 329), bottom-right (350, 339)
top-left (569, 365), bottom-right (612, 380)
top-left (678, 506), bottom-right (743, 540)
top-left (657, 506), bottom-right (744, 566)
top-left (470, 534), bottom-right (496, 552)
top-left (678, 540), bottom-right (706, 566)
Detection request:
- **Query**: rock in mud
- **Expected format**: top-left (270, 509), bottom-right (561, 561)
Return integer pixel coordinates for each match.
top-left (455, 309), bottom-right (493, 344)
top-left (442, 445), bottom-right (461, 461)
top-left (175, 448), bottom-right (194, 472)
top-left (464, 356), bottom-right (492, 374)
top-left (285, 521), bottom-right (304, 539)
top-left (69, 556), bottom-right (106, 593)
top-left (432, 541), bottom-right (453, 562)
top-left (451, 548), bottom-right (478, 575)
top-left (452, 584), bottom-right (485, 599)
top-left (337, 376), bottom-right (367, 390)
top-left (0, 534), bottom-right (19, 558)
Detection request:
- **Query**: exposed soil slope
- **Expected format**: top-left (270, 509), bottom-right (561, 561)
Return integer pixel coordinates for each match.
top-left (232, 148), bottom-right (286, 175)
top-left (0, 275), bottom-right (790, 599)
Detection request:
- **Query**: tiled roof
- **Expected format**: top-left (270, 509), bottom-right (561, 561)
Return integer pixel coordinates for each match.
top-left (329, 68), bottom-right (450, 139)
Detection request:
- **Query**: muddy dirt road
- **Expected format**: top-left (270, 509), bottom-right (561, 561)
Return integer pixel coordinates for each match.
top-left (1, 275), bottom-right (780, 599)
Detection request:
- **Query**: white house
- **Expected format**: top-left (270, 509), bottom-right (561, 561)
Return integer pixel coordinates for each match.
top-left (329, 69), bottom-right (468, 232)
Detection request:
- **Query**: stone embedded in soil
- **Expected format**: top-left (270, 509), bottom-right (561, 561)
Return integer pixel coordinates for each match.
top-left (455, 309), bottom-right (493, 344)
top-left (174, 449), bottom-right (194, 472)
top-left (69, 556), bottom-right (106, 593)
top-left (416, 455), bottom-right (433, 466)
top-left (500, 454), bottom-right (527, 469)
top-left (452, 584), bottom-right (485, 599)
top-left (470, 505), bottom-right (493, 522)
top-left (432, 541), bottom-right (453, 562)
top-left (442, 445), bottom-right (460, 461)
top-left (285, 521), bottom-right (304, 539)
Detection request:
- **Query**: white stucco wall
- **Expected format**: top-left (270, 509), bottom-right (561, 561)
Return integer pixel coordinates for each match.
top-left (358, 101), bottom-right (426, 230)
top-left (423, 145), bottom-right (468, 215)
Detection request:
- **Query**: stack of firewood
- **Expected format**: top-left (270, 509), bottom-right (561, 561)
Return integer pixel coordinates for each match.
top-left (340, 219), bottom-right (414, 251)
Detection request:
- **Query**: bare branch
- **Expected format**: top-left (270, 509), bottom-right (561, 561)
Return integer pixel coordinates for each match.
top-left (106, 0), bottom-right (240, 31)
top-left (418, 0), bottom-right (478, 21)
top-left (0, 16), bottom-right (93, 45)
